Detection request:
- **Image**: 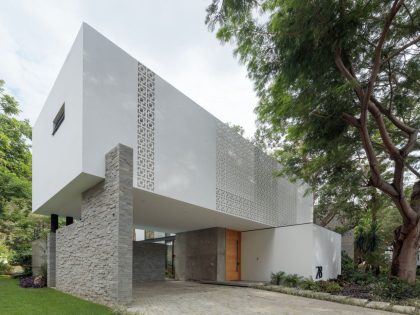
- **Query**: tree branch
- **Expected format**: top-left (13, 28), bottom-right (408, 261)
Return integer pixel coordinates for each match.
top-left (362, 0), bottom-right (404, 119)
top-left (406, 163), bottom-right (420, 179)
top-left (342, 113), bottom-right (360, 128)
top-left (370, 96), bottom-right (417, 135)
top-left (381, 35), bottom-right (420, 66)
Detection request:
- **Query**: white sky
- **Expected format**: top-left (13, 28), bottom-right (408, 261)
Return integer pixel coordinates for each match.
top-left (0, 0), bottom-right (258, 138)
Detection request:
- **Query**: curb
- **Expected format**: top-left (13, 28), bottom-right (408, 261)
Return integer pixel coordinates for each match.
top-left (252, 285), bottom-right (419, 315)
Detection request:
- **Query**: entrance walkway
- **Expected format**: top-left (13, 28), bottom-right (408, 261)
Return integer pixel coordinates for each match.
top-left (128, 281), bottom-right (398, 315)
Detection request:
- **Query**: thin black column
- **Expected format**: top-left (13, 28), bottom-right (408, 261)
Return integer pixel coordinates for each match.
top-left (65, 216), bottom-right (73, 226)
top-left (51, 214), bottom-right (58, 233)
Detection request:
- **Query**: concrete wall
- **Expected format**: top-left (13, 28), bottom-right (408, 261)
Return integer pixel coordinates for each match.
top-left (132, 242), bottom-right (166, 284)
top-left (32, 238), bottom-right (47, 277)
top-left (55, 144), bottom-right (133, 304)
top-left (154, 76), bottom-right (217, 210)
top-left (47, 233), bottom-right (56, 287)
top-left (175, 227), bottom-right (225, 281)
top-left (32, 26), bottom-right (83, 214)
top-left (312, 225), bottom-right (341, 280)
top-left (341, 230), bottom-right (355, 260)
top-left (241, 224), bottom-right (341, 282)
top-left (82, 24), bottom-right (137, 181)
top-left (241, 224), bottom-right (314, 281)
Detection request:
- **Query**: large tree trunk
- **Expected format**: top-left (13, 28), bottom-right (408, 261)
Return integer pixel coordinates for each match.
top-left (391, 181), bottom-right (420, 284)
top-left (391, 222), bottom-right (420, 283)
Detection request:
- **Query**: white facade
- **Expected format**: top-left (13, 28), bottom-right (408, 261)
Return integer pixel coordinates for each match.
top-left (33, 23), bottom-right (314, 232)
top-left (33, 23), bottom-right (341, 282)
top-left (242, 224), bottom-right (341, 281)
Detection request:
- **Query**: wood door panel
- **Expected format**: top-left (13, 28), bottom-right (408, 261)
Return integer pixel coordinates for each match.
top-left (226, 229), bottom-right (241, 281)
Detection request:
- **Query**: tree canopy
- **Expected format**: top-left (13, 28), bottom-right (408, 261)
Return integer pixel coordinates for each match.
top-left (207, 0), bottom-right (420, 282)
top-left (0, 80), bottom-right (32, 211)
top-left (0, 80), bottom-right (48, 268)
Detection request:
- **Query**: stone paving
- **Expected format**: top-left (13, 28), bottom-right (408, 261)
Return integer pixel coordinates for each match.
top-left (128, 281), bottom-right (399, 315)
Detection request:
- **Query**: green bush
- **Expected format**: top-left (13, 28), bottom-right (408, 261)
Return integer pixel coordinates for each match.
top-left (350, 271), bottom-right (377, 285)
top-left (373, 278), bottom-right (420, 301)
top-left (323, 282), bottom-right (342, 294)
top-left (270, 271), bottom-right (285, 285)
top-left (299, 278), bottom-right (317, 290)
top-left (314, 280), bottom-right (342, 294)
top-left (283, 274), bottom-right (303, 287)
top-left (341, 251), bottom-right (356, 280)
top-left (9, 251), bottom-right (31, 275)
top-left (0, 261), bottom-right (11, 274)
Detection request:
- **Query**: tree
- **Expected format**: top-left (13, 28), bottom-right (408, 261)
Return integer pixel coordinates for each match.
top-left (0, 80), bottom-right (49, 267)
top-left (226, 122), bottom-right (246, 136)
top-left (0, 80), bottom-right (31, 211)
top-left (207, 0), bottom-right (420, 282)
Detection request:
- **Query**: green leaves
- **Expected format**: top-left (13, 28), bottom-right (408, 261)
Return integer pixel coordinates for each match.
top-left (0, 80), bottom-right (19, 115)
top-left (207, 0), bottom-right (419, 231)
top-left (0, 79), bottom-right (48, 266)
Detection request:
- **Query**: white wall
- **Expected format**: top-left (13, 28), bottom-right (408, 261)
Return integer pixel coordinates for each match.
top-left (241, 224), bottom-right (314, 281)
top-left (32, 27), bottom-right (84, 212)
top-left (241, 224), bottom-right (341, 282)
top-left (154, 78), bottom-right (217, 210)
top-left (82, 23), bottom-right (137, 178)
top-left (33, 23), bottom-right (314, 231)
top-left (312, 225), bottom-right (341, 279)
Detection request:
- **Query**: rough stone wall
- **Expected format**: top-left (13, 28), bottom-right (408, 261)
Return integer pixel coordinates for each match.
top-left (47, 233), bottom-right (56, 287)
top-left (55, 144), bottom-right (133, 304)
top-left (132, 242), bottom-right (166, 284)
top-left (32, 238), bottom-right (47, 277)
top-left (175, 227), bottom-right (225, 281)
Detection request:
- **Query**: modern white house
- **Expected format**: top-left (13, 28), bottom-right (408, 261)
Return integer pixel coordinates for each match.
top-left (32, 23), bottom-right (341, 304)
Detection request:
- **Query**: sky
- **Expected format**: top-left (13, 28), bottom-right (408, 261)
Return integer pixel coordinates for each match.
top-left (0, 0), bottom-right (258, 138)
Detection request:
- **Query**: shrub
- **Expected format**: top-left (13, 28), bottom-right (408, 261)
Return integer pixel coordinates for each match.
top-left (10, 250), bottom-right (32, 275)
top-left (373, 278), bottom-right (420, 301)
top-left (341, 251), bottom-right (356, 280)
top-left (19, 276), bottom-right (46, 288)
top-left (299, 278), bottom-right (317, 290)
top-left (0, 261), bottom-right (11, 274)
top-left (271, 271), bottom-right (285, 285)
top-left (323, 282), bottom-right (342, 294)
top-left (351, 271), bottom-right (377, 285)
top-left (283, 274), bottom-right (303, 287)
top-left (313, 280), bottom-right (342, 294)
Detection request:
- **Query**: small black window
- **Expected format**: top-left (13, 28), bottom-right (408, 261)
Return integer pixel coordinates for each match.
top-left (52, 104), bottom-right (65, 135)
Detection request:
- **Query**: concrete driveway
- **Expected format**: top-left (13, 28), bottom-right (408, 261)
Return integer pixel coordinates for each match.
top-left (128, 281), bottom-right (398, 315)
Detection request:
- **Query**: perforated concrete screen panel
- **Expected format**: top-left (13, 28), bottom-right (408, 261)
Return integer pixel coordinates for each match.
top-left (216, 121), bottom-right (303, 226)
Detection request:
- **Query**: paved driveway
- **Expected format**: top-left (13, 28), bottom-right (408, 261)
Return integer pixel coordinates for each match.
top-left (128, 281), bottom-right (398, 315)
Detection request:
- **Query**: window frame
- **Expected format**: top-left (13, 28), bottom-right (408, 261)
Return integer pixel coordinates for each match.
top-left (52, 103), bottom-right (65, 136)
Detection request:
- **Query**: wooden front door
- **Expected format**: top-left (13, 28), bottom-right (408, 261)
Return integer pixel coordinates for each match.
top-left (225, 229), bottom-right (241, 281)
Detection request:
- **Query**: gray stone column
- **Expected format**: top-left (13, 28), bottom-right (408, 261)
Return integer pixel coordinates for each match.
top-left (54, 144), bottom-right (133, 304)
top-left (47, 232), bottom-right (56, 287)
top-left (112, 144), bottom-right (134, 303)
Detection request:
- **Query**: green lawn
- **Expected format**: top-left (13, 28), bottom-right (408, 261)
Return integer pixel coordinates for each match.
top-left (0, 276), bottom-right (114, 315)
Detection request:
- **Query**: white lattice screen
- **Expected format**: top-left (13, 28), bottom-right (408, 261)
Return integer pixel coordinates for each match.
top-left (216, 122), bottom-right (298, 226)
top-left (136, 62), bottom-right (155, 191)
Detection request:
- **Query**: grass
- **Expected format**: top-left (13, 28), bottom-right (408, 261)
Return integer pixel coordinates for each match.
top-left (0, 275), bottom-right (115, 315)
